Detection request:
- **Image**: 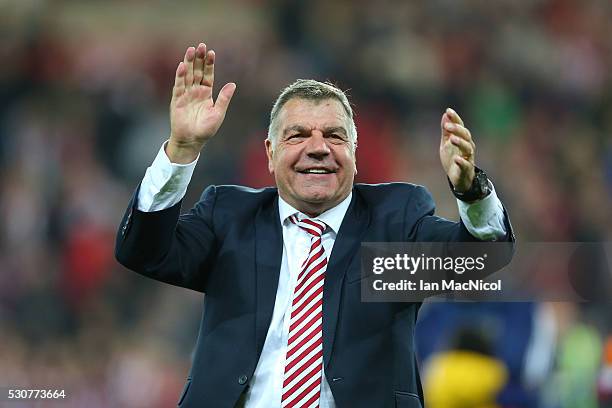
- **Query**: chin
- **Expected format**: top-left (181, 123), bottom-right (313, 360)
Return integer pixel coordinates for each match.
top-left (301, 192), bottom-right (334, 204)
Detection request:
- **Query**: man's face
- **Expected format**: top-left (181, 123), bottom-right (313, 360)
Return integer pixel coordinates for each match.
top-left (266, 98), bottom-right (357, 216)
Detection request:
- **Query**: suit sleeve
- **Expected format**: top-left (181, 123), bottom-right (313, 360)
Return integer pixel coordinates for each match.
top-left (115, 185), bottom-right (218, 292)
top-left (405, 186), bottom-right (515, 293)
top-left (406, 186), bottom-right (515, 243)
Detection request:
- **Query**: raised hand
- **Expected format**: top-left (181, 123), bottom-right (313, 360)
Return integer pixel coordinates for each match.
top-left (439, 108), bottom-right (476, 192)
top-left (167, 43), bottom-right (236, 163)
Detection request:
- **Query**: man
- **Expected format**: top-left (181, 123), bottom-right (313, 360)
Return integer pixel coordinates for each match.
top-left (115, 43), bottom-right (514, 408)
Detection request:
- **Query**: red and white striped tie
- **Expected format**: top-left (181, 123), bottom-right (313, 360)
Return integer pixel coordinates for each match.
top-left (281, 215), bottom-right (328, 408)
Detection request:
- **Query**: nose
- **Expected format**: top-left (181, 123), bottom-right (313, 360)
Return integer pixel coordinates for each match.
top-left (305, 131), bottom-right (331, 160)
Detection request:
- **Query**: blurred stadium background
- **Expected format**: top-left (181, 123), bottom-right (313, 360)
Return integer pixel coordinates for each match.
top-left (1, 0), bottom-right (611, 407)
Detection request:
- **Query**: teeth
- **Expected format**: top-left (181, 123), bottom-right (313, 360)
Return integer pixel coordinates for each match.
top-left (304, 169), bottom-right (330, 174)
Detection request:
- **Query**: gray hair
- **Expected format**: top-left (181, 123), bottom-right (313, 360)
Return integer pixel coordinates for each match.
top-left (267, 79), bottom-right (357, 151)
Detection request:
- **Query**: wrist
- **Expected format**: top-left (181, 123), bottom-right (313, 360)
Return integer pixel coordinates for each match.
top-left (452, 169), bottom-right (475, 193)
top-left (166, 139), bottom-right (201, 164)
top-left (449, 167), bottom-right (491, 202)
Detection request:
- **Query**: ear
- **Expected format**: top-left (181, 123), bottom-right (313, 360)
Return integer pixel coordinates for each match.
top-left (265, 139), bottom-right (275, 175)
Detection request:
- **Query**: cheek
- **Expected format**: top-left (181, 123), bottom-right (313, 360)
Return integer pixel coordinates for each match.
top-left (271, 151), bottom-right (295, 178)
top-left (340, 150), bottom-right (357, 174)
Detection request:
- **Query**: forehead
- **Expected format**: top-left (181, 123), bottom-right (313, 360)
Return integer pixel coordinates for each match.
top-left (277, 98), bottom-right (348, 129)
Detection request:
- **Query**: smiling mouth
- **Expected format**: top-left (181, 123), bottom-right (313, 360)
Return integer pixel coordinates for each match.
top-left (296, 168), bottom-right (337, 174)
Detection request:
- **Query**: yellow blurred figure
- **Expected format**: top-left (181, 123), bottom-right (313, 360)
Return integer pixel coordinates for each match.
top-left (424, 350), bottom-right (508, 408)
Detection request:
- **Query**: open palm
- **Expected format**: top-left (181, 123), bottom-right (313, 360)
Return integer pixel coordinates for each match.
top-left (169, 43), bottom-right (236, 161)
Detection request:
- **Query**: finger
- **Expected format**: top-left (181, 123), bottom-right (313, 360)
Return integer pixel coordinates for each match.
top-left (214, 82), bottom-right (236, 115)
top-left (450, 135), bottom-right (474, 159)
top-left (202, 49), bottom-right (215, 87)
top-left (173, 61), bottom-right (186, 97)
top-left (183, 46), bottom-right (196, 87)
top-left (441, 112), bottom-right (454, 139)
top-left (446, 107), bottom-right (464, 126)
top-left (444, 122), bottom-right (473, 143)
top-left (453, 155), bottom-right (473, 172)
top-left (193, 43), bottom-right (206, 86)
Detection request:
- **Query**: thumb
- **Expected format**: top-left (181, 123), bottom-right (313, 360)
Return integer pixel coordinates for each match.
top-left (214, 82), bottom-right (236, 115)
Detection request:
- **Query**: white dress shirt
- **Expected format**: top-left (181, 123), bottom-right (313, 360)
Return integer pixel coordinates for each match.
top-left (136, 143), bottom-right (508, 407)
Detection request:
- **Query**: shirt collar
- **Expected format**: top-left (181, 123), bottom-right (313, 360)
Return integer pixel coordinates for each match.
top-left (278, 192), bottom-right (353, 235)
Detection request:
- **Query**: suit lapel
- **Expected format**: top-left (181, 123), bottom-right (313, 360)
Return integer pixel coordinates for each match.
top-left (254, 196), bottom-right (283, 357)
top-left (323, 190), bottom-right (370, 368)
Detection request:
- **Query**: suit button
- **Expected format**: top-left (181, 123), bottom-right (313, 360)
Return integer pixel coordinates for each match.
top-left (238, 375), bottom-right (248, 385)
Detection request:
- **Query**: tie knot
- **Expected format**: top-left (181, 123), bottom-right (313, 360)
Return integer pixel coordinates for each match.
top-left (289, 215), bottom-right (326, 238)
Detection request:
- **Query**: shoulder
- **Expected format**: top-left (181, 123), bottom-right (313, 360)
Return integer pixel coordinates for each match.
top-left (354, 182), bottom-right (436, 219)
top-left (354, 182), bottom-right (433, 206)
top-left (213, 184), bottom-right (278, 200)
top-left (196, 184), bottom-right (278, 216)
top-left (199, 184), bottom-right (277, 205)
top-left (353, 183), bottom-right (437, 231)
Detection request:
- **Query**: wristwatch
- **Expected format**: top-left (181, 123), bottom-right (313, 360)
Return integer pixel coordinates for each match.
top-left (448, 166), bottom-right (491, 202)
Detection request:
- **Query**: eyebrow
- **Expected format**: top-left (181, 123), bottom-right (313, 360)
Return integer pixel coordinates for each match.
top-left (283, 125), bottom-right (348, 136)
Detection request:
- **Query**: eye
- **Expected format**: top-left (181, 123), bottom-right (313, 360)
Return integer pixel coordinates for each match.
top-left (326, 133), bottom-right (347, 144)
top-left (286, 133), bottom-right (306, 143)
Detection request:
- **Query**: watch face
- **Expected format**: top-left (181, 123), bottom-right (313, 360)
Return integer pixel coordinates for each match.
top-left (477, 171), bottom-right (486, 187)
top-left (448, 169), bottom-right (490, 201)
top-left (476, 171), bottom-right (490, 195)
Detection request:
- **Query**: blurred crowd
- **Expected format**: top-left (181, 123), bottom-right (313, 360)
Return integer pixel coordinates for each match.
top-left (1, 0), bottom-right (611, 406)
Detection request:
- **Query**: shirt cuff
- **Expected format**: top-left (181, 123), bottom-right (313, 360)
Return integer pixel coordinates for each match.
top-left (457, 183), bottom-right (507, 241)
top-left (136, 141), bottom-right (199, 212)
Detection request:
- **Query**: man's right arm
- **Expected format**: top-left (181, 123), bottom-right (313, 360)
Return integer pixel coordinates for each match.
top-left (115, 42), bottom-right (236, 292)
top-left (114, 142), bottom-right (217, 292)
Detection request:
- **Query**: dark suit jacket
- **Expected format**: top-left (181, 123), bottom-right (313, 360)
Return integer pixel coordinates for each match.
top-left (115, 183), bottom-right (514, 408)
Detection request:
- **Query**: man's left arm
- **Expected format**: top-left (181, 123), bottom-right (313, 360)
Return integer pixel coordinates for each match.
top-left (439, 107), bottom-right (513, 242)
